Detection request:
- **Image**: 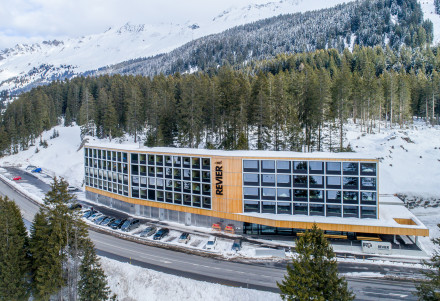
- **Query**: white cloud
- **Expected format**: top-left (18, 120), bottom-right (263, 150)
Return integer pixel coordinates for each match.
top-left (0, 0), bottom-right (251, 49)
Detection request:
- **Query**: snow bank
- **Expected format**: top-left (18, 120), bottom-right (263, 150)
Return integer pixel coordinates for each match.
top-left (100, 256), bottom-right (280, 301)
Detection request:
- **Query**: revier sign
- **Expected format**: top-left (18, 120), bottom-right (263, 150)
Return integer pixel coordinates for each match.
top-left (215, 161), bottom-right (223, 195)
top-left (361, 241), bottom-right (392, 254)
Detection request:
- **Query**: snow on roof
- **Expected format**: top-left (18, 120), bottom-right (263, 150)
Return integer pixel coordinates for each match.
top-left (85, 141), bottom-right (377, 161)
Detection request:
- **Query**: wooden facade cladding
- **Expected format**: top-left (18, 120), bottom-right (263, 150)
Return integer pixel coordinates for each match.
top-left (212, 156), bottom-right (242, 213)
top-left (86, 186), bottom-right (428, 237)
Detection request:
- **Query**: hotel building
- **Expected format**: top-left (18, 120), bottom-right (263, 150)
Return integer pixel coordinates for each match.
top-left (84, 144), bottom-right (428, 239)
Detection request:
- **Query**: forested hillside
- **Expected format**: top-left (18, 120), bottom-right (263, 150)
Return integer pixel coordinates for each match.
top-left (100, 0), bottom-right (432, 77)
top-left (1, 45), bottom-right (440, 156)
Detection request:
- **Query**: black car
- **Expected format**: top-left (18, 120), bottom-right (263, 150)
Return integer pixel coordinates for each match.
top-left (109, 218), bottom-right (127, 229)
top-left (121, 219), bottom-right (140, 232)
top-left (153, 228), bottom-right (169, 240)
top-left (69, 203), bottom-right (82, 210)
top-left (140, 226), bottom-right (157, 237)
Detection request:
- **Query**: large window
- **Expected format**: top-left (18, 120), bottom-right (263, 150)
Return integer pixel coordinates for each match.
top-left (241, 158), bottom-right (377, 218)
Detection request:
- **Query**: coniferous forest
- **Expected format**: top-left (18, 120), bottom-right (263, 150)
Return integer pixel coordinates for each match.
top-left (1, 44), bottom-right (440, 156)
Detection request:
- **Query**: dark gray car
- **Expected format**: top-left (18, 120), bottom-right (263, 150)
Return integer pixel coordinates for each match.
top-left (140, 226), bottom-right (157, 237)
top-left (121, 219), bottom-right (140, 232)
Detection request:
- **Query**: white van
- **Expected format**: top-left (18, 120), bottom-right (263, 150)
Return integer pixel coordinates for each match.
top-left (206, 236), bottom-right (217, 250)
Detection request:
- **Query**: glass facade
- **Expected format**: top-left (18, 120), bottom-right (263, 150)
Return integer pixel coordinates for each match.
top-left (242, 159), bottom-right (377, 218)
top-left (84, 148), bottom-right (212, 209)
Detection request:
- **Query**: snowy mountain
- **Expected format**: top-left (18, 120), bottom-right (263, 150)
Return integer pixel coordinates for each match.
top-left (0, 0), bottom-right (352, 94)
top-left (0, 0), bottom-right (438, 95)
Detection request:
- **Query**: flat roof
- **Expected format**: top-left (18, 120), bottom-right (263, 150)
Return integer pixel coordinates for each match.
top-left (85, 140), bottom-right (378, 161)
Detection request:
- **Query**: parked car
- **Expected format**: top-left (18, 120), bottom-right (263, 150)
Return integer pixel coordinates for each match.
top-left (100, 217), bottom-right (115, 226)
top-left (206, 236), bottom-right (217, 250)
top-left (178, 232), bottom-right (191, 244)
top-left (93, 215), bottom-right (107, 225)
top-left (88, 213), bottom-right (102, 221)
top-left (67, 186), bottom-right (78, 192)
top-left (69, 203), bottom-right (82, 210)
top-left (109, 218), bottom-right (126, 229)
top-left (231, 239), bottom-right (242, 251)
top-left (12, 176), bottom-right (22, 181)
top-left (153, 228), bottom-right (169, 240)
top-left (121, 219), bottom-right (140, 232)
top-left (32, 168), bottom-right (42, 173)
top-left (26, 165), bottom-right (37, 171)
top-left (82, 210), bottom-right (94, 219)
top-left (140, 226), bottom-right (157, 237)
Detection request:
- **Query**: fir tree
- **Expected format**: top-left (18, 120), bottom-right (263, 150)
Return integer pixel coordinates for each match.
top-left (78, 239), bottom-right (113, 301)
top-left (277, 224), bottom-right (354, 301)
top-left (0, 196), bottom-right (31, 301)
top-left (30, 210), bottom-right (64, 300)
top-left (415, 223), bottom-right (440, 300)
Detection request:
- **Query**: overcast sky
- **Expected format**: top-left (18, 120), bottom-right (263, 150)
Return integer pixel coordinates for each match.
top-left (0, 0), bottom-right (257, 49)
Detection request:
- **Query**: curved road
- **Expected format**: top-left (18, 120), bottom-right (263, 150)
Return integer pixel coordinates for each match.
top-left (0, 171), bottom-right (421, 300)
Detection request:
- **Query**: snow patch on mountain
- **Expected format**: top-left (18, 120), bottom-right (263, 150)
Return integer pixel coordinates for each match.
top-left (420, 0), bottom-right (440, 45)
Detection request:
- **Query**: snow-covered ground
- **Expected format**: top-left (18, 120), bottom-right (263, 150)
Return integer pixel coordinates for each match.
top-left (100, 256), bottom-right (280, 301)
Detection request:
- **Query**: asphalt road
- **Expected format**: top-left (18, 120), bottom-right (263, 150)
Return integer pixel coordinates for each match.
top-left (0, 168), bottom-right (422, 300)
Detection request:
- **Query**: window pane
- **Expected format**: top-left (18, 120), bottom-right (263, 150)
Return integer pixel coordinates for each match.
top-left (327, 190), bottom-right (342, 203)
top-left (293, 203), bottom-right (308, 215)
top-left (361, 177), bottom-right (376, 189)
top-left (327, 176), bottom-right (341, 186)
top-left (309, 161), bottom-right (323, 173)
top-left (277, 188), bottom-right (291, 200)
top-left (244, 201), bottom-right (260, 212)
top-left (244, 173), bottom-right (259, 185)
top-left (343, 162), bottom-right (358, 174)
top-left (294, 189), bottom-right (308, 199)
top-left (262, 202), bottom-right (276, 213)
top-left (277, 174), bottom-right (291, 186)
top-left (326, 162), bottom-right (341, 172)
top-left (343, 191), bottom-right (358, 204)
top-left (277, 203), bottom-right (292, 214)
top-left (261, 174), bottom-right (275, 186)
top-left (326, 205), bottom-right (342, 217)
top-left (293, 161), bottom-right (307, 172)
top-left (361, 163), bottom-right (376, 175)
top-left (277, 161), bottom-right (291, 172)
top-left (343, 177), bottom-right (358, 189)
top-left (309, 176), bottom-right (324, 187)
top-left (244, 187), bottom-right (259, 199)
top-left (243, 160), bottom-right (259, 171)
top-left (262, 188), bottom-right (276, 200)
top-left (309, 190), bottom-right (324, 202)
top-left (293, 175), bottom-right (307, 187)
top-left (261, 160), bottom-right (275, 171)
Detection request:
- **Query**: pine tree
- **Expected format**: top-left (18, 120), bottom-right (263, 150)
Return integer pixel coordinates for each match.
top-left (415, 224), bottom-right (440, 300)
top-left (65, 107), bottom-right (72, 126)
top-left (78, 239), bottom-right (113, 301)
top-left (0, 196), bottom-right (31, 300)
top-left (30, 210), bottom-right (64, 300)
top-left (277, 224), bottom-right (354, 301)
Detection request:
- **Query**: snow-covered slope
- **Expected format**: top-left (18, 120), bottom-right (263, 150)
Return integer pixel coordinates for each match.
top-left (420, 0), bottom-right (440, 44)
top-left (0, 0), bottom-right (351, 93)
